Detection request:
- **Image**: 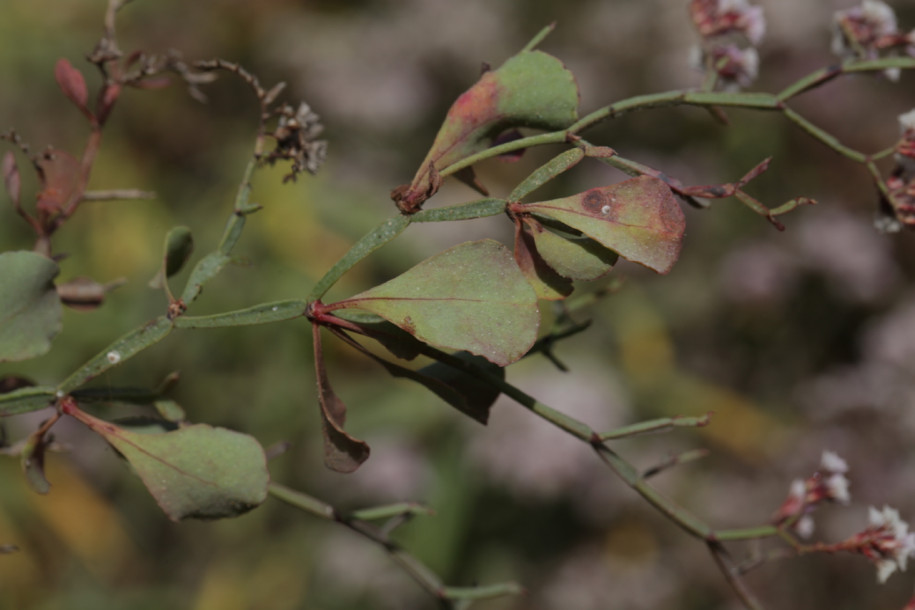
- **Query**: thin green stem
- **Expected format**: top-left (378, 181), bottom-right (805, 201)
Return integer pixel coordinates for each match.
top-left (599, 413), bottom-right (712, 440)
top-left (268, 482), bottom-right (519, 608)
top-left (349, 502), bottom-right (434, 522)
top-left (781, 107), bottom-right (867, 162)
top-left (714, 525), bottom-right (780, 541)
top-left (709, 542), bottom-right (766, 610)
top-left (776, 66), bottom-right (841, 101)
top-left (521, 22), bottom-right (555, 52)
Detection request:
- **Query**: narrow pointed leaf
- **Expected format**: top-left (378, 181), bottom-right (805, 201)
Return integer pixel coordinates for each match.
top-left (21, 427), bottom-right (51, 494)
top-left (522, 176), bottom-right (685, 274)
top-left (337, 240), bottom-right (539, 366)
top-left (314, 324), bottom-right (370, 473)
top-left (509, 148), bottom-right (584, 202)
top-left (66, 405), bottom-right (269, 521)
top-left (59, 316), bottom-right (173, 392)
top-left (175, 300), bottom-right (307, 328)
top-left (393, 50), bottom-right (579, 211)
top-left (0, 251), bottom-right (62, 362)
top-left (0, 386), bottom-right (56, 416)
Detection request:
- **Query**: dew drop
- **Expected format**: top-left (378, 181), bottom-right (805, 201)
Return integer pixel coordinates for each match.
top-left (272, 306), bottom-right (279, 312)
top-left (106, 350), bottom-right (121, 364)
top-left (601, 204), bottom-right (612, 215)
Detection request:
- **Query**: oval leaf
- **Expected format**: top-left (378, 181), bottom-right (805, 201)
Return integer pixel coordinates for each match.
top-left (54, 58), bottom-right (89, 113)
top-left (2, 151), bottom-right (21, 206)
top-left (530, 221), bottom-right (618, 280)
top-left (337, 240), bottom-right (539, 366)
top-left (0, 251), bottom-right (62, 362)
top-left (68, 405), bottom-right (269, 521)
top-left (521, 176), bottom-right (685, 274)
top-left (394, 50), bottom-right (579, 211)
top-left (513, 219), bottom-right (573, 301)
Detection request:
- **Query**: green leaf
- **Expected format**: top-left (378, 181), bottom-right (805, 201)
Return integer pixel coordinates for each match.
top-left (58, 316), bottom-right (174, 393)
top-left (529, 220), bottom-right (618, 280)
top-left (336, 240), bottom-right (539, 366)
top-left (180, 252), bottom-right (232, 304)
top-left (509, 148), bottom-right (584, 202)
top-left (175, 300), bottom-right (308, 328)
top-left (513, 219), bottom-right (573, 301)
top-left (150, 226), bottom-right (194, 289)
top-left (0, 386), bottom-right (56, 416)
top-left (521, 176), bottom-right (685, 274)
top-left (0, 251), bottom-right (62, 362)
top-left (309, 215), bottom-right (412, 301)
top-left (66, 405), bottom-right (269, 521)
top-left (393, 50), bottom-right (579, 212)
top-left (410, 198), bottom-right (507, 223)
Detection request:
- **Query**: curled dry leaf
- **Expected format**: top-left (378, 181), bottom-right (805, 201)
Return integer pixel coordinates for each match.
top-left (313, 324), bottom-right (370, 473)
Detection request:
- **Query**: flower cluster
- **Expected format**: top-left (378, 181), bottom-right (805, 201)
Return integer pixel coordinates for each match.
top-left (688, 0), bottom-right (765, 90)
top-left (832, 0), bottom-right (915, 81)
top-left (772, 451), bottom-right (851, 538)
top-left (844, 506), bottom-right (915, 583)
top-left (880, 109), bottom-right (915, 230)
top-left (266, 101), bottom-right (328, 182)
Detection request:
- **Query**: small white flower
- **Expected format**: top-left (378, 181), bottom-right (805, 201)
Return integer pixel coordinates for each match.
top-left (789, 478), bottom-right (806, 501)
top-left (796, 515), bottom-right (815, 539)
top-left (861, 0), bottom-right (897, 37)
top-left (820, 450), bottom-right (848, 474)
top-left (741, 6), bottom-right (766, 45)
top-left (717, 0), bottom-right (749, 11)
top-left (826, 473), bottom-right (851, 505)
top-left (898, 108), bottom-right (915, 133)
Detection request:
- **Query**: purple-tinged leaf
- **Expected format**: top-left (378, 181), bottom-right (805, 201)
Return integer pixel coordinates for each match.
top-left (2, 152), bottom-right (21, 208)
top-left (54, 58), bottom-right (90, 116)
top-left (529, 220), bottom-right (617, 281)
top-left (520, 176), bottom-right (685, 274)
top-left (35, 149), bottom-right (80, 217)
top-left (393, 50), bottom-right (579, 212)
top-left (335, 240), bottom-right (539, 366)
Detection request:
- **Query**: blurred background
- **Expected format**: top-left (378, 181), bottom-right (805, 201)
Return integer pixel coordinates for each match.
top-left (2, 0), bottom-right (915, 608)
